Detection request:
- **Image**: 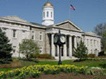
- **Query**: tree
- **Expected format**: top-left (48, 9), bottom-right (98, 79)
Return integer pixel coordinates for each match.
top-left (0, 28), bottom-right (12, 63)
top-left (94, 23), bottom-right (106, 51)
top-left (73, 41), bottom-right (88, 61)
top-left (19, 39), bottom-right (40, 60)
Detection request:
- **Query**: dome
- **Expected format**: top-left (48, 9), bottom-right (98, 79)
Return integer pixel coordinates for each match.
top-left (43, 2), bottom-right (53, 8)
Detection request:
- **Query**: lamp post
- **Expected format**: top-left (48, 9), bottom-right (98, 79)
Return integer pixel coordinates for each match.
top-left (54, 30), bottom-right (66, 65)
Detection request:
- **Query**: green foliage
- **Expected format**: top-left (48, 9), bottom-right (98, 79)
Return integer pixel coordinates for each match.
top-left (99, 63), bottom-right (106, 68)
top-left (1, 65), bottom-right (106, 79)
top-left (19, 39), bottom-right (40, 60)
top-left (102, 31), bottom-right (106, 51)
top-left (87, 67), bottom-right (105, 75)
top-left (0, 59), bottom-right (106, 70)
top-left (0, 65), bottom-right (89, 79)
top-left (0, 28), bottom-right (12, 63)
top-left (73, 41), bottom-right (88, 60)
top-left (37, 54), bottom-right (54, 59)
top-left (94, 23), bottom-right (106, 51)
top-left (88, 54), bottom-right (96, 58)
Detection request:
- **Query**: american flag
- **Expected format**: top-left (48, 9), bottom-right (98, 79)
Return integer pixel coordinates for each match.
top-left (70, 4), bottom-right (75, 10)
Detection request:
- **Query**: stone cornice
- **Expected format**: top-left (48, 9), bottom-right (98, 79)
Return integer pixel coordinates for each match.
top-left (0, 17), bottom-right (46, 29)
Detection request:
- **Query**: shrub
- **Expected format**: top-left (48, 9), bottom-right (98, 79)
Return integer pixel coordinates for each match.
top-left (99, 63), bottom-right (106, 68)
top-left (88, 67), bottom-right (105, 75)
top-left (73, 41), bottom-right (88, 61)
top-left (0, 58), bottom-right (12, 64)
top-left (0, 29), bottom-right (12, 64)
top-left (88, 54), bottom-right (95, 58)
top-left (37, 54), bottom-right (54, 59)
top-left (19, 39), bottom-right (40, 60)
top-left (98, 51), bottom-right (105, 56)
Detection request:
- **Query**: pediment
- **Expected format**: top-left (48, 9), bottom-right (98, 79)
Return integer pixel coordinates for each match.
top-left (55, 20), bottom-right (82, 32)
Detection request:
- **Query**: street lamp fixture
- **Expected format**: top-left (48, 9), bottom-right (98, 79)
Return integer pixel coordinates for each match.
top-left (54, 30), bottom-right (66, 65)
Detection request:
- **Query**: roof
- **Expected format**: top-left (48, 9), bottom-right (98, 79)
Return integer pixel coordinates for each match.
top-left (46, 20), bottom-right (82, 32)
top-left (84, 32), bottom-right (101, 38)
top-left (56, 20), bottom-right (82, 31)
top-left (1, 16), bottom-right (27, 22)
top-left (0, 16), bottom-right (46, 29)
top-left (43, 2), bottom-right (53, 8)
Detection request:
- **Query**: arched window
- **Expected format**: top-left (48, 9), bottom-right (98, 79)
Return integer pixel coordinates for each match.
top-left (47, 11), bottom-right (49, 17)
top-left (51, 12), bottom-right (52, 17)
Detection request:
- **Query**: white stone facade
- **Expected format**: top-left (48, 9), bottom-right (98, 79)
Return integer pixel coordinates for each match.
top-left (0, 2), bottom-right (101, 60)
top-left (83, 32), bottom-right (101, 56)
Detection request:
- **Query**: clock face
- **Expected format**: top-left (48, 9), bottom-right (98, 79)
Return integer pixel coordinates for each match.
top-left (54, 35), bottom-right (58, 43)
top-left (60, 35), bottom-right (65, 43)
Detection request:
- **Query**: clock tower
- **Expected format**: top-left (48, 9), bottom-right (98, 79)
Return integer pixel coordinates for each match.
top-left (42, 1), bottom-right (54, 26)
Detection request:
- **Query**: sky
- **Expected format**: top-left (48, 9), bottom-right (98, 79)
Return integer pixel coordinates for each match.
top-left (0, 0), bottom-right (106, 32)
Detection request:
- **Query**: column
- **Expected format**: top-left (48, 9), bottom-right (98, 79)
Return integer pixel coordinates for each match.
top-left (69, 36), bottom-right (72, 57)
top-left (63, 36), bottom-right (67, 58)
top-left (63, 44), bottom-right (67, 58)
top-left (74, 36), bottom-right (77, 48)
top-left (51, 34), bottom-right (55, 57)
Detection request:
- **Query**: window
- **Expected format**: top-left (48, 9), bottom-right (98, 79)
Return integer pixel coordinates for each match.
top-left (22, 30), bottom-right (25, 33)
top-left (40, 35), bottom-right (42, 40)
top-left (40, 48), bottom-right (43, 53)
top-left (32, 31), bottom-right (34, 33)
top-left (40, 32), bottom-right (43, 41)
top-left (2, 27), bottom-right (7, 30)
top-left (32, 35), bottom-right (34, 39)
top-left (13, 29), bottom-right (16, 37)
top-left (47, 11), bottom-right (49, 17)
top-left (13, 46), bottom-right (16, 53)
top-left (90, 39), bottom-right (92, 46)
top-left (13, 49), bottom-right (15, 53)
top-left (51, 12), bottom-right (52, 17)
top-left (91, 49), bottom-right (93, 54)
top-left (13, 46), bottom-right (16, 48)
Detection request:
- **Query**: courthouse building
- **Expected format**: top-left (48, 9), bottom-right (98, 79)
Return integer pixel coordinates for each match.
top-left (0, 2), bottom-right (101, 60)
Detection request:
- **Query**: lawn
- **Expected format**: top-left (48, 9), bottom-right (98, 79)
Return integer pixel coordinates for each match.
top-left (0, 58), bottom-right (106, 72)
top-left (0, 59), bottom-right (106, 79)
top-left (0, 68), bottom-right (12, 72)
top-left (36, 59), bottom-right (106, 67)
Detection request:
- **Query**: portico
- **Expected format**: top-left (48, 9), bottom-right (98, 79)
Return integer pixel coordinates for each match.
top-left (47, 25), bottom-right (82, 60)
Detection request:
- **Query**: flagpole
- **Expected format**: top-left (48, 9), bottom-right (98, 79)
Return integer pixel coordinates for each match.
top-left (69, 0), bottom-right (75, 21)
top-left (69, 5), bottom-right (71, 21)
top-left (68, 0), bottom-right (70, 21)
top-left (69, 0), bottom-right (72, 21)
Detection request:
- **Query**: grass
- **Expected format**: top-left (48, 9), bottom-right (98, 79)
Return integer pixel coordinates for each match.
top-left (66, 59), bottom-right (106, 67)
top-left (0, 68), bottom-right (12, 71)
top-left (0, 58), bottom-right (106, 72)
top-left (37, 59), bottom-right (106, 67)
top-left (19, 58), bottom-right (106, 68)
